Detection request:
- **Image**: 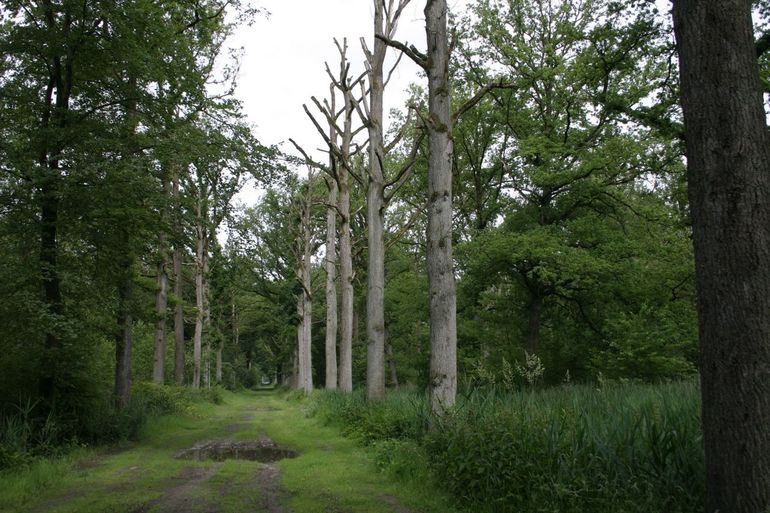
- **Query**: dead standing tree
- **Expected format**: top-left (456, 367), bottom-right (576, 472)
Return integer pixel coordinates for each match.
top-left (301, 39), bottom-right (367, 392)
top-left (295, 168), bottom-right (318, 396)
top-left (358, 0), bottom-right (425, 401)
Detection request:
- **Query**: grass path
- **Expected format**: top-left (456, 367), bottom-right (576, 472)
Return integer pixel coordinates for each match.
top-left (0, 390), bottom-right (461, 513)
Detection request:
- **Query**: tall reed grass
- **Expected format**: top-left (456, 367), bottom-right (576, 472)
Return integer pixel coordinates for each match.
top-left (307, 381), bottom-right (704, 513)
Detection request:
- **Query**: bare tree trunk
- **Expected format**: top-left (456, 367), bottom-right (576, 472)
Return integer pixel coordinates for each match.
top-left (673, 2), bottom-right (770, 512)
top-left (115, 277), bottom-right (133, 409)
top-left (193, 211), bottom-right (205, 389)
top-left (173, 174), bottom-right (186, 386)
top-left (203, 255), bottom-right (211, 389)
top-left (153, 257), bottom-right (168, 384)
top-left (338, 93), bottom-right (355, 393)
top-left (301, 285), bottom-right (312, 394)
top-left (297, 181), bottom-right (314, 395)
top-left (152, 178), bottom-right (169, 384)
top-left (302, 41), bottom-right (364, 393)
top-left (425, 0), bottom-right (457, 416)
top-left (364, 0), bottom-right (389, 401)
top-left (325, 181), bottom-right (339, 389)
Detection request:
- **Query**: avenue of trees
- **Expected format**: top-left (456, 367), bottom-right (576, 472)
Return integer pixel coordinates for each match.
top-left (1, 0), bottom-right (769, 511)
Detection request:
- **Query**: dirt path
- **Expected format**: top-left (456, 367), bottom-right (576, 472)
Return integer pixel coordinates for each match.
top-left (3, 390), bottom-right (457, 513)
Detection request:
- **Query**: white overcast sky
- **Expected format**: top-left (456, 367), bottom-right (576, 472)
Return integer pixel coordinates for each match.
top-left (228, 0), bottom-right (470, 204)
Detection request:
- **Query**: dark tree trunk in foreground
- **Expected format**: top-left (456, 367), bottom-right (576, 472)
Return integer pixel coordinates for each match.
top-left (115, 277), bottom-right (134, 409)
top-left (526, 292), bottom-right (542, 355)
top-left (673, 2), bottom-right (770, 512)
top-left (425, 0), bottom-right (457, 416)
top-left (37, 3), bottom-right (73, 407)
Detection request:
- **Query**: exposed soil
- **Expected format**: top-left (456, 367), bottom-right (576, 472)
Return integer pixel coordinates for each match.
top-left (146, 464), bottom-right (221, 513)
top-left (29, 490), bottom-right (83, 513)
top-left (256, 463), bottom-right (286, 513)
top-left (382, 494), bottom-right (416, 513)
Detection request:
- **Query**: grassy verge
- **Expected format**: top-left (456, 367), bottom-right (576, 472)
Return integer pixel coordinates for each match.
top-left (306, 381), bottom-right (705, 513)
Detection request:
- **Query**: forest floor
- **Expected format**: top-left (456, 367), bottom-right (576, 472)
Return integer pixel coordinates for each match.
top-left (0, 390), bottom-right (460, 513)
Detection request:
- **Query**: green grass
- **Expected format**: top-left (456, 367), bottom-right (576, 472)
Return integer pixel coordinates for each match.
top-left (307, 381), bottom-right (705, 513)
top-left (0, 389), bottom-right (462, 513)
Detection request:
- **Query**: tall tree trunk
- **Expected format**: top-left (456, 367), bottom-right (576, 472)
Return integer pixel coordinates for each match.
top-left (425, 0), bottom-right (457, 416)
top-left (152, 192), bottom-right (169, 384)
top-left (115, 276), bottom-right (133, 409)
top-left (365, 0), bottom-right (388, 401)
top-left (299, 286), bottom-right (313, 394)
top-left (325, 181), bottom-right (339, 390)
top-left (672, 3), bottom-right (770, 512)
top-left (526, 292), bottom-right (542, 355)
top-left (39, 171), bottom-right (63, 404)
top-left (37, 3), bottom-right (73, 406)
top-left (203, 254), bottom-right (211, 389)
top-left (297, 184), bottom-right (314, 395)
top-left (338, 100), bottom-right (355, 393)
top-left (173, 175), bottom-right (186, 386)
top-left (193, 212), bottom-right (206, 389)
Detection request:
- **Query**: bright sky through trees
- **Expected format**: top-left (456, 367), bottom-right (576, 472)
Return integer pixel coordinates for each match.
top-left (230, 1), bottom-right (470, 180)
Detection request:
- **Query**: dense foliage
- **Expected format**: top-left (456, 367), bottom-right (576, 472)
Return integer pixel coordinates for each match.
top-left (307, 382), bottom-right (704, 513)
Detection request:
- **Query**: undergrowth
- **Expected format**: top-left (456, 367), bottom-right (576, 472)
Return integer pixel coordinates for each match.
top-left (306, 381), bottom-right (704, 513)
top-left (0, 382), bottom-right (223, 470)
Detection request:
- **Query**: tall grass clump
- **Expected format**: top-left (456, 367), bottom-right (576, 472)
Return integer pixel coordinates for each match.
top-left (306, 386), bottom-right (430, 444)
top-left (307, 381), bottom-right (704, 513)
top-left (0, 382), bottom-right (224, 470)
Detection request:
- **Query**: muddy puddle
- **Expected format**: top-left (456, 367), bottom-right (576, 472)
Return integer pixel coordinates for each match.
top-left (175, 439), bottom-right (299, 463)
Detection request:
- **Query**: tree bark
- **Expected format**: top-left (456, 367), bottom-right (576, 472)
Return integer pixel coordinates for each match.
top-left (365, 0), bottom-right (388, 401)
top-left (526, 292), bottom-right (542, 355)
top-left (173, 174), bottom-right (186, 386)
top-left (672, 2), bottom-right (770, 512)
top-left (115, 276), bottom-right (133, 409)
top-left (203, 254), bottom-right (211, 389)
top-left (152, 185), bottom-right (169, 384)
top-left (338, 93), bottom-right (355, 393)
top-left (193, 208), bottom-right (206, 389)
top-left (296, 176), bottom-right (315, 395)
top-left (37, 2), bottom-right (72, 406)
top-left (425, 0), bottom-right (457, 416)
top-left (325, 181), bottom-right (339, 389)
